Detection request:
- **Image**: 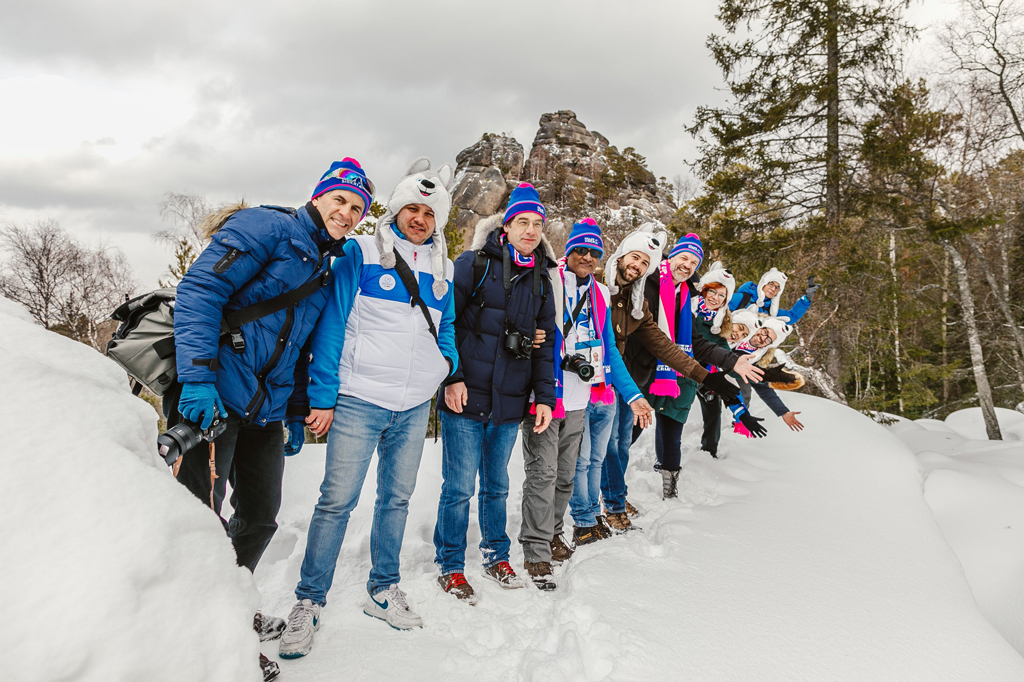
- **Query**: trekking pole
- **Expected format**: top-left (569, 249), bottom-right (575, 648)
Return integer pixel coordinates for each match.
top-left (208, 440), bottom-right (218, 510)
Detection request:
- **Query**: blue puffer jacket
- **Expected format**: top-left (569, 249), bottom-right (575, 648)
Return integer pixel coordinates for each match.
top-left (174, 203), bottom-right (346, 426)
top-left (729, 280), bottom-right (811, 324)
top-left (442, 214), bottom-right (557, 425)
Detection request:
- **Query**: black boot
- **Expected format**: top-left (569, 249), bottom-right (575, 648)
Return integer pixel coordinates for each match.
top-left (661, 469), bottom-right (680, 499)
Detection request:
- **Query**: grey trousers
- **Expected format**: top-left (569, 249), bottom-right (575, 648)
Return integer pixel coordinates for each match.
top-left (518, 409), bottom-right (587, 563)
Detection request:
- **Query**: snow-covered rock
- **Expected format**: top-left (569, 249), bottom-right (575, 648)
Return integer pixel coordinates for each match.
top-left (0, 297), bottom-right (260, 682)
top-left (889, 406), bottom-right (1024, 656)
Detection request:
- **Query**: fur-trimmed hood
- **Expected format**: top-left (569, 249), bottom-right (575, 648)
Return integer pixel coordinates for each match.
top-left (201, 202), bottom-right (250, 239)
top-left (470, 213), bottom-right (558, 262)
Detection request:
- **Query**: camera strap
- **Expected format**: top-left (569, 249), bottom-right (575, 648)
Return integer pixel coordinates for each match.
top-left (561, 292), bottom-right (588, 340)
top-left (392, 250), bottom-right (440, 345)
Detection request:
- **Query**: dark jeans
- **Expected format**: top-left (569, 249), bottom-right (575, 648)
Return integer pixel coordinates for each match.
top-left (699, 394), bottom-right (723, 456)
top-left (600, 391), bottom-right (635, 514)
top-left (165, 383), bottom-right (285, 572)
top-left (654, 414), bottom-right (685, 472)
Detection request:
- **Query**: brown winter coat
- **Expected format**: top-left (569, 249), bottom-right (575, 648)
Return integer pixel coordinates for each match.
top-left (609, 281), bottom-right (709, 385)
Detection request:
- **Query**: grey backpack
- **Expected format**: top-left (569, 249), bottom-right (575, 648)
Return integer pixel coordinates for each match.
top-left (106, 269), bottom-right (331, 396)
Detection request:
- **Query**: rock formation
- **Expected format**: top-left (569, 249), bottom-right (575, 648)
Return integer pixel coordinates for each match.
top-left (449, 111), bottom-right (676, 252)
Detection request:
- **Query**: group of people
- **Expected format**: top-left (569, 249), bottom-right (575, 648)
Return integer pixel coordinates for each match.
top-left (166, 156), bottom-right (818, 679)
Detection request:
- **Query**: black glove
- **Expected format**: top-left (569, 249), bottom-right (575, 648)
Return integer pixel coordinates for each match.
top-left (760, 364), bottom-right (799, 385)
top-left (805, 275), bottom-right (821, 301)
top-left (739, 411), bottom-right (768, 438)
top-left (701, 372), bottom-right (740, 404)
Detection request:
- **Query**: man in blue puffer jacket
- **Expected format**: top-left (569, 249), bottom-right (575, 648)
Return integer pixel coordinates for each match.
top-left (433, 182), bottom-right (557, 602)
top-left (168, 157), bottom-right (374, 574)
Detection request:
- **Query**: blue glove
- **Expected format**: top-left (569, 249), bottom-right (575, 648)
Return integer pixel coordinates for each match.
top-left (178, 382), bottom-right (226, 430)
top-left (284, 419), bottom-right (306, 457)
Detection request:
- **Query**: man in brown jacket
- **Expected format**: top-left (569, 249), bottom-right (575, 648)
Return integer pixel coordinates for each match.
top-left (599, 225), bottom-right (741, 530)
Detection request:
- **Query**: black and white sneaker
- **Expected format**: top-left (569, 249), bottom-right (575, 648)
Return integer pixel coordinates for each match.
top-left (254, 611), bottom-right (286, 642)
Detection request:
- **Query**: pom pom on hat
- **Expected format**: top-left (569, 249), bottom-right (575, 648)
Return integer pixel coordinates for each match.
top-left (670, 233), bottom-right (704, 268)
top-left (503, 183), bottom-right (546, 225)
top-left (565, 217), bottom-right (604, 257)
top-left (312, 157), bottom-right (374, 222)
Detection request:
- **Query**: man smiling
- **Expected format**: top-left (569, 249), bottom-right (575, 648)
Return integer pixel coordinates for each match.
top-left (279, 158), bottom-right (458, 658)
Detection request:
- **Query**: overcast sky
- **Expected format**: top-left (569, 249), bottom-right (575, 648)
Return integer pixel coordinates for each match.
top-left (0, 0), bottom-right (956, 287)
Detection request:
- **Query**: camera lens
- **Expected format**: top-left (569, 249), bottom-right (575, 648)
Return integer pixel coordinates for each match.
top-left (577, 363), bottom-right (595, 381)
top-left (156, 422), bottom-right (204, 466)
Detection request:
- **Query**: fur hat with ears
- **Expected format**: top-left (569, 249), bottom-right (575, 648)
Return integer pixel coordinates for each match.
top-left (756, 315), bottom-right (793, 350)
top-left (695, 261), bottom-right (736, 334)
top-left (728, 308), bottom-right (760, 349)
top-left (376, 157), bottom-right (455, 299)
top-left (757, 267), bottom-right (788, 316)
top-left (605, 222), bottom-right (669, 320)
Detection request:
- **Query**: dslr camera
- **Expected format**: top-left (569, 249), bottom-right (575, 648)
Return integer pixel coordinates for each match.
top-left (561, 353), bottom-right (595, 382)
top-left (157, 418), bottom-right (228, 466)
top-left (503, 321), bottom-right (533, 360)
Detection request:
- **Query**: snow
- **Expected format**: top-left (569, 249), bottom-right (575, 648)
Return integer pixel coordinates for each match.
top-left (6, 287), bottom-right (1023, 681)
top-left (0, 297), bottom-right (261, 682)
top-left (255, 392), bottom-right (1024, 680)
top-left (886, 407), bottom-right (1024, 656)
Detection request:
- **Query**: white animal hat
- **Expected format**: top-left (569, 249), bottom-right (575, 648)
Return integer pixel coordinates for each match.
top-left (728, 308), bottom-right (760, 349)
top-left (376, 157), bottom-right (455, 298)
top-left (756, 267), bottom-right (788, 316)
top-left (757, 315), bottom-right (793, 349)
top-left (695, 261), bottom-right (736, 334)
top-left (605, 222), bottom-right (669, 320)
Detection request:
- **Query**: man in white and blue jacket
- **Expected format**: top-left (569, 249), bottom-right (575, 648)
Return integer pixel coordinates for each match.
top-left (728, 267), bottom-right (820, 324)
top-left (520, 218), bottom-right (654, 589)
top-left (279, 158), bottom-right (458, 659)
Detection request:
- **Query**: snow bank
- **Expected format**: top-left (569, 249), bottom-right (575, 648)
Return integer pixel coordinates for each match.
top-left (888, 407), bottom-right (1024, 656)
top-left (254, 392), bottom-right (1024, 680)
top-left (0, 298), bottom-right (260, 682)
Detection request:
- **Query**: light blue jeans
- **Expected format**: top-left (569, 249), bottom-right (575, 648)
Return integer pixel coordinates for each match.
top-left (433, 411), bottom-right (520, 575)
top-left (295, 394), bottom-right (430, 604)
top-left (569, 399), bottom-right (617, 527)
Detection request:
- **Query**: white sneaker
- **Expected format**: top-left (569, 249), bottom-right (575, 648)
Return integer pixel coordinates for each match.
top-left (278, 599), bottom-right (321, 659)
top-left (363, 585), bottom-right (423, 630)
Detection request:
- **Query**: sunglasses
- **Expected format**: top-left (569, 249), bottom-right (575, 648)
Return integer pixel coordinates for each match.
top-left (323, 168), bottom-right (376, 199)
top-left (571, 246), bottom-right (602, 259)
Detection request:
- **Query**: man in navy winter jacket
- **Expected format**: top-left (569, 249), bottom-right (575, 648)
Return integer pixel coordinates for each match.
top-left (433, 183), bottom-right (556, 602)
top-left (169, 158), bottom-right (374, 572)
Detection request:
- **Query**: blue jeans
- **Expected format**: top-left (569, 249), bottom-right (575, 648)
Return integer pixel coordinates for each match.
top-left (570, 400), bottom-right (616, 527)
top-left (600, 391), bottom-right (634, 514)
top-left (433, 412), bottom-right (519, 574)
top-left (295, 394), bottom-right (430, 604)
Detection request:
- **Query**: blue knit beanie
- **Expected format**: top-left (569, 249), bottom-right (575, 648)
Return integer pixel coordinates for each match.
top-left (503, 182), bottom-right (546, 225)
top-left (312, 157), bottom-right (375, 221)
top-left (565, 217), bottom-right (604, 257)
top-left (670, 232), bottom-right (704, 267)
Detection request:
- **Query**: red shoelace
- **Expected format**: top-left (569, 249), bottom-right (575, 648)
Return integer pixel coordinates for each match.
top-left (493, 561), bottom-right (516, 577)
top-left (445, 573), bottom-right (469, 590)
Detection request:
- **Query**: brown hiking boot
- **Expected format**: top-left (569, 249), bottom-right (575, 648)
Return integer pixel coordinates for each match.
top-left (482, 560), bottom-right (525, 589)
top-left (573, 524), bottom-right (603, 546)
top-left (524, 560), bottom-right (556, 591)
top-left (438, 572), bottom-right (478, 605)
top-left (605, 511), bottom-right (632, 532)
top-left (625, 500), bottom-right (640, 517)
top-left (551, 534), bottom-right (575, 563)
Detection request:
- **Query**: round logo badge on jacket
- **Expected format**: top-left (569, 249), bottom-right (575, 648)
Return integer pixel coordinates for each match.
top-left (379, 274), bottom-right (396, 291)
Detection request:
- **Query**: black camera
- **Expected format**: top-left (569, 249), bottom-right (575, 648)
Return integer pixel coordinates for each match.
top-left (561, 353), bottom-right (595, 382)
top-left (157, 418), bottom-right (228, 466)
top-left (503, 324), bottom-right (533, 359)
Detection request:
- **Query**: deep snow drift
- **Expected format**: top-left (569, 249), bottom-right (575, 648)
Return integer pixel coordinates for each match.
top-left (886, 407), bottom-right (1024, 657)
top-left (0, 298), bottom-right (260, 682)
top-left (255, 393), bottom-right (1024, 681)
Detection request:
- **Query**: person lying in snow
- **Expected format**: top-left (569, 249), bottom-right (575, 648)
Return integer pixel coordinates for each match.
top-left (728, 267), bottom-right (820, 325)
top-left (728, 310), bottom-right (806, 433)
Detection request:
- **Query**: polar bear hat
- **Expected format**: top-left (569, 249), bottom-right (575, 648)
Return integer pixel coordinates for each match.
top-left (695, 261), bottom-right (737, 334)
top-left (728, 307), bottom-right (761, 349)
top-left (756, 315), bottom-right (793, 350)
top-left (606, 222), bottom-right (670, 320)
top-left (376, 156), bottom-right (455, 298)
top-left (756, 267), bottom-right (788, 316)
